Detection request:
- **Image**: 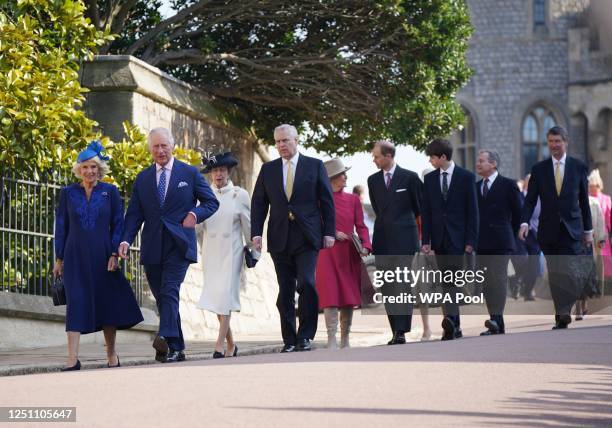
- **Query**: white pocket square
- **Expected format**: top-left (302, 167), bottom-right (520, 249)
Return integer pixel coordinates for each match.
top-left (178, 181), bottom-right (189, 188)
top-left (395, 188), bottom-right (407, 192)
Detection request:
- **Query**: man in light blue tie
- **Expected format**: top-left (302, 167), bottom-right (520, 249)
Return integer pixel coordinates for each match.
top-left (118, 127), bottom-right (219, 362)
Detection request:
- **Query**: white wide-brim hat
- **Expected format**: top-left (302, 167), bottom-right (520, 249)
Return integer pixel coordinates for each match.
top-left (324, 158), bottom-right (351, 178)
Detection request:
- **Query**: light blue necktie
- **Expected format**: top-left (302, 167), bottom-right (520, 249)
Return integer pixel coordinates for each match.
top-left (158, 167), bottom-right (167, 206)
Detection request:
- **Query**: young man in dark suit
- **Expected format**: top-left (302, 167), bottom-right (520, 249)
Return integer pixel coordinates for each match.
top-left (519, 126), bottom-right (593, 330)
top-left (251, 124), bottom-right (335, 353)
top-left (367, 140), bottom-right (423, 345)
top-left (421, 138), bottom-right (479, 340)
top-left (119, 127), bottom-right (219, 363)
top-left (475, 150), bottom-right (522, 335)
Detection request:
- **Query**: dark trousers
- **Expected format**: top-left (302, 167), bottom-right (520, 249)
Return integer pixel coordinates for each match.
top-left (270, 222), bottom-right (319, 346)
top-left (478, 250), bottom-right (511, 333)
top-left (540, 223), bottom-right (586, 318)
top-left (375, 255), bottom-right (414, 334)
top-left (144, 228), bottom-right (190, 351)
top-left (522, 230), bottom-right (541, 298)
top-left (435, 232), bottom-right (464, 327)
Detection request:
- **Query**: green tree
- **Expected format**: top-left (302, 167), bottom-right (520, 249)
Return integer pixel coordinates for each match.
top-left (87, 0), bottom-right (472, 155)
top-left (0, 0), bottom-right (201, 184)
top-left (0, 0), bottom-right (112, 179)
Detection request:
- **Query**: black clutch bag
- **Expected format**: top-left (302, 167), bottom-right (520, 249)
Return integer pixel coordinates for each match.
top-left (244, 246), bottom-right (259, 268)
top-left (51, 276), bottom-right (66, 306)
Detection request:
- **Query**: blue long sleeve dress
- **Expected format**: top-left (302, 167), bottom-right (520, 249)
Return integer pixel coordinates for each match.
top-left (55, 182), bottom-right (143, 334)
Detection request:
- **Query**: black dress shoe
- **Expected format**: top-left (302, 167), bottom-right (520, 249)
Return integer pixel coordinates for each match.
top-left (454, 328), bottom-right (463, 339)
top-left (280, 344), bottom-right (296, 353)
top-left (480, 319), bottom-right (500, 336)
top-left (107, 355), bottom-right (121, 368)
top-left (61, 359), bottom-right (81, 372)
top-left (164, 350), bottom-right (186, 363)
top-left (153, 335), bottom-right (169, 362)
top-left (296, 339), bottom-right (312, 351)
top-left (387, 331), bottom-right (406, 345)
top-left (213, 350), bottom-right (225, 359)
top-left (230, 345), bottom-right (238, 357)
top-left (553, 314), bottom-right (571, 330)
top-left (441, 317), bottom-right (456, 341)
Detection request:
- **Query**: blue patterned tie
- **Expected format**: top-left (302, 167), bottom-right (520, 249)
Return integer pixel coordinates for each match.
top-left (158, 166), bottom-right (166, 206)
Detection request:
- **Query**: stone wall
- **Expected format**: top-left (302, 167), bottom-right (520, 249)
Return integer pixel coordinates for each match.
top-left (459, 0), bottom-right (588, 179)
top-left (568, 26), bottom-right (612, 191)
top-left (0, 293), bottom-right (158, 350)
top-left (81, 55), bottom-right (280, 341)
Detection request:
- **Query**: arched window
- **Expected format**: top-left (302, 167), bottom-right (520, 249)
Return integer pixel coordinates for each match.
top-left (522, 105), bottom-right (557, 174)
top-left (450, 107), bottom-right (477, 171)
top-left (533, 0), bottom-right (546, 27)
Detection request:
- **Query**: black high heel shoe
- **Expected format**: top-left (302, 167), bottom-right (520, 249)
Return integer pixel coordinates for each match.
top-left (231, 345), bottom-right (238, 357)
top-left (61, 359), bottom-right (81, 372)
top-left (213, 350), bottom-right (225, 359)
top-left (107, 355), bottom-right (121, 368)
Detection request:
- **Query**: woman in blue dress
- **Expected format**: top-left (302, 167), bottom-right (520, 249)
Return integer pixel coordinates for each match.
top-left (53, 141), bottom-right (143, 371)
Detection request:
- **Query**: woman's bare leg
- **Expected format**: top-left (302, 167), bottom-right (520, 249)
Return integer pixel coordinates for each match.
top-left (66, 331), bottom-right (80, 367)
top-left (225, 316), bottom-right (236, 356)
top-left (103, 327), bottom-right (118, 366)
top-left (215, 314), bottom-right (228, 353)
top-left (420, 305), bottom-right (432, 340)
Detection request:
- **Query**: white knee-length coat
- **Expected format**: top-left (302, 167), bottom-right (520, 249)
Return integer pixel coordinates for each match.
top-left (198, 181), bottom-right (253, 315)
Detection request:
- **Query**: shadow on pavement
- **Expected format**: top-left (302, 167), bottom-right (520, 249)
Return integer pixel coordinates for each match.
top-left (228, 367), bottom-right (612, 427)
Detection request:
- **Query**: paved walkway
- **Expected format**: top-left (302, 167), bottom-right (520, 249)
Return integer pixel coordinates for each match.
top-left (0, 312), bottom-right (392, 376)
top-left (2, 309), bottom-right (611, 377)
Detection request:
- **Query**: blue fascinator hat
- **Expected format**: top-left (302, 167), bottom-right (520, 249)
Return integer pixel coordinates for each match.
top-left (77, 140), bottom-right (110, 163)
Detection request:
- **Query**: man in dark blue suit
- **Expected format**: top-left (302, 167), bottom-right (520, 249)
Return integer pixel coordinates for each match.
top-left (421, 138), bottom-right (479, 340)
top-left (118, 127), bottom-right (219, 362)
top-left (367, 140), bottom-right (423, 345)
top-left (475, 150), bottom-right (521, 335)
top-left (519, 126), bottom-right (593, 330)
top-left (251, 124), bottom-right (335, 353)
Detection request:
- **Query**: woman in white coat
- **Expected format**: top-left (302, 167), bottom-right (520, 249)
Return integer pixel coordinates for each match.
top-left (198, 152), bottom-right (257, 358)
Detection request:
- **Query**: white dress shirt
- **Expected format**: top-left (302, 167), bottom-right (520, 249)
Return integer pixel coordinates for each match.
top-left (439, 160), bottom-right (455, 191)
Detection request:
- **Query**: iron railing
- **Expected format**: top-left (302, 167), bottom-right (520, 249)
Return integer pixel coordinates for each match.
top-left (0, 176), bottom-right (150, 308)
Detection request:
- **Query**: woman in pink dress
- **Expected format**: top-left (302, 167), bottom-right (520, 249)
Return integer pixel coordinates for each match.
top-left (589, 169), bottom-right (612, 284)
top-left (316, 158), bottom-right (372, 349)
